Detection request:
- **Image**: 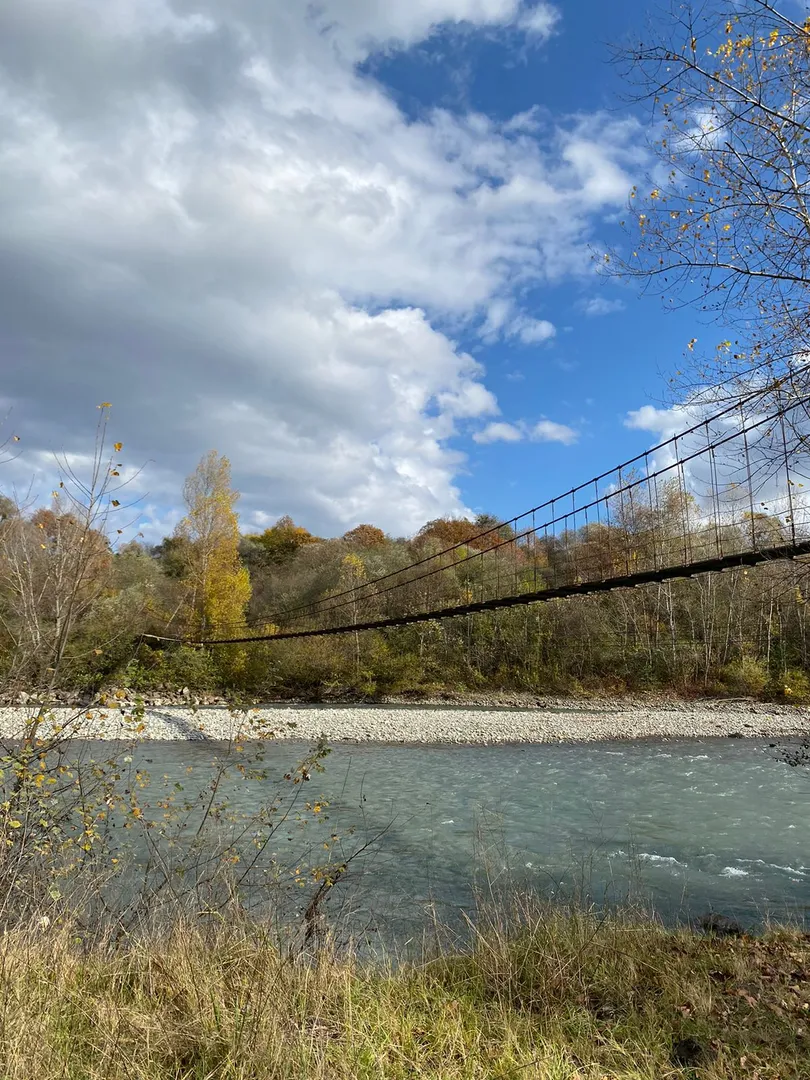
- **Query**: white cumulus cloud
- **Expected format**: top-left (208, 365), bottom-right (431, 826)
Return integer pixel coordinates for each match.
top-left (532, 419), bottom-right (579, 444)
top-left (512, 318), bottom-right (557, 344)
top-left (474, 422), bottom-right (525, 444)
top-left (518, 2), bottom-right (560, 37)
top-left (475, 417), bottom-right (578, 445)
top-left (0, 0), bottom-right (640, 539)
top-left (579, 296), bottom-right (626, 317)
top-left (624, 405), bottom-right (693, 440)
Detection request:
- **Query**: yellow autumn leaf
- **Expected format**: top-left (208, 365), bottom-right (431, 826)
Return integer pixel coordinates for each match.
top-left (111, 499), bottom-right (120, 507)
top-left (114, 442), bottom-right (123, 452)
top-left (98, 401), bottom-right (112, 409)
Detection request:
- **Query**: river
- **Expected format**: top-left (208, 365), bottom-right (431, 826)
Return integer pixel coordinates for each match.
top-left (95, 734), bottom-right (810, 944)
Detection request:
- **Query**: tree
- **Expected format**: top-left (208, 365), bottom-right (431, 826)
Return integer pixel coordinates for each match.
top-left (611, 1), bottom-right (810, 401)
top-left (336, 552), bottom-right (367, 680)
top-left (246, 515), bottom-right (320, 566)
top-left (473, 514), bottom-right (517, 550)
top-left (174, 451), bottom-right (250, 641)
top-left (342, 524), bottom-right (386, 548)
top-left (152, 535), bottom-right (193, 579)
top-left (0, 506), bottom-right (112, 685)
top-left (0, 407), bottom-right (124, 689)
top-left (416, 518), bottom-right (480, 550)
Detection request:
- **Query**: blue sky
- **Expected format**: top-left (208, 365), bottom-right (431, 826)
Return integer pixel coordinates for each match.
top-left (366, 0), bottom-right (705, 524)
top-left (0, 0), bottom-right (724, 541)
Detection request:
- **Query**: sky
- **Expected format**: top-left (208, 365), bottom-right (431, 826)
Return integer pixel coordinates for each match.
top-left (0, 0), bottom-right (725, 543)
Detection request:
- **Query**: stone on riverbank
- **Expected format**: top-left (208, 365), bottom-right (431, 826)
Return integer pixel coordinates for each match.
top-left (0, 701), bottom-right (807, 743)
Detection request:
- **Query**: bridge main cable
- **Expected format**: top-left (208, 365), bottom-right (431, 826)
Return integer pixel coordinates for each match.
top-left (251, 383), bottom-right (802, 631)
top-left (143, 539), bottom-right (810, 646)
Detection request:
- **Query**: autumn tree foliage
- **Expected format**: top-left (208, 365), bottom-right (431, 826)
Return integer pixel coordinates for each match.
top-left (611, 0), bottom-right (810, 402)
top-left (0, 406), bottom-right (126, 690)
top-left (416, 516), bottom-right (515, 553)
top-left (246, 515), bottom-right (320, 566)
top-left (4, 413), bottom-right (810, 704)
top-left (2, 453), bottom-right (810, 701)
top-left (416, 518), bottom-right (481, 549)
top-left (0, 505), bottom-right (111, 685)
top-left (342, 524), bottom-right (386, 548)
top-left (174, 451), bottom-right (251, 641)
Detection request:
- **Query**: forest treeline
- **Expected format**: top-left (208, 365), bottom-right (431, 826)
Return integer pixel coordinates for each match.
top-left (2, 446), bottom-right (810, 701)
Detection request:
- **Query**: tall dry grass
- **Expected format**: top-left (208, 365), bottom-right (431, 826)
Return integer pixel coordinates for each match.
top-left (0, 900), bottom-right (806, 1079)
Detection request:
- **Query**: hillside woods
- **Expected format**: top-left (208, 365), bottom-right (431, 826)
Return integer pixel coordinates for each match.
top-left (2, 448), bottom-right (810, 701)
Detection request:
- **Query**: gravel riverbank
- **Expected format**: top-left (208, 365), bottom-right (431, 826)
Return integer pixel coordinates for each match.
top-left (1, 700), bottom-right (809, 743)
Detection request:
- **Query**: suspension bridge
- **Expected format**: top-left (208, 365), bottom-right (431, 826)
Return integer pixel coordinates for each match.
top-left (149, 390), bottom-right (810, 646)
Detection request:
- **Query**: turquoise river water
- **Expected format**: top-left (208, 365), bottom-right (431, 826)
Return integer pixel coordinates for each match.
top-left (101, 735), bottom-right (810, 943)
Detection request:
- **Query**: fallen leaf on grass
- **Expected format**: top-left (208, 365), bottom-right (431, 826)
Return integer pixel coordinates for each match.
top-left (736, 989), bottom-right (758, 1007)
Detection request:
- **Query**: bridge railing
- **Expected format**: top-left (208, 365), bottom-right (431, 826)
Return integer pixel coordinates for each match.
top-left (144, 391), bottom-right (810, 646)
top-left (270, 392), bottom-right (810, 633)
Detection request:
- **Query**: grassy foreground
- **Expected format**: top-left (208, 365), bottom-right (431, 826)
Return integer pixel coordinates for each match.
top-left (0, 909), bottom-right (807, 1079)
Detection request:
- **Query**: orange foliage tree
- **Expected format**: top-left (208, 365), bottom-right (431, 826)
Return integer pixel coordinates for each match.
top-left (342, 524), bottom-right (386, 548)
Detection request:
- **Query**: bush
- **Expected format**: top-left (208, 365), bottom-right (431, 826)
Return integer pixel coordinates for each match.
top-left (262, 638), bottom-right (345, 699)
top-left (772, 666), bottom-right (810, 703)
top-left (119, 645), bottom-right (220, 692)
top-left (362, 636), bottom-right (422, 694)
top-left (718, 656), bottom-right (768, 697)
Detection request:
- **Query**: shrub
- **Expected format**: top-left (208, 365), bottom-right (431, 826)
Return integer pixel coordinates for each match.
top-left (773, 666), bottom-right (810, 703)
top-left (718, 656), bottom-right (767, 697)
top-left (119, 645), bottom-right (220, 692)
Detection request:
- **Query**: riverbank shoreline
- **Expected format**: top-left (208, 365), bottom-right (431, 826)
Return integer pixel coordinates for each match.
top-left (9, 688), bottom-right (806, 710)
top-left (2, 700), bottom-right (809, 743)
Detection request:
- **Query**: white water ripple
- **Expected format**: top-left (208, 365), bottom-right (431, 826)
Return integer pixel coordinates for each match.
top-left (637, 853), bottom-right (688, 869)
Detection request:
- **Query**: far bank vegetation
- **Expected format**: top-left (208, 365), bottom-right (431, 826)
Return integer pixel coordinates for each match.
top-left (1, 437), bottom-right (809, 703)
